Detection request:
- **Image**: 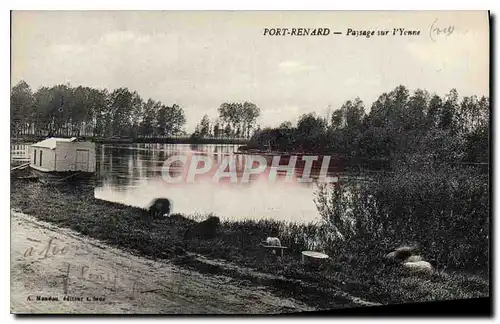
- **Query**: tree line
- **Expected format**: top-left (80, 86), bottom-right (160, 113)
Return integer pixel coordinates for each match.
top-left (249, 85), bottom-right (489, 167)
top-left (10, 81), bottom-right (187, 138)
top-left (11, 81), bottom-right (263, 141)
top-left (11, 81), bottom-right (489, 167)
top-left (191, 102), bottom-right (261, 139)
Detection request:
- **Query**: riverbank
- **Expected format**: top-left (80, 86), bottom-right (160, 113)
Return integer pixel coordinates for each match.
top-left (10, 179), bottom-right (489, 311)
top-left (11, 211), bottom-right (313, 314)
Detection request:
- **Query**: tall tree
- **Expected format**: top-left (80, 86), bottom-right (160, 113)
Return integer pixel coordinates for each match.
top-left (242, 101), bottom-right (261, 138)
top-left (89, 88), bottom-right (110, 137)
top-left (157, 104), bottom-right (186, 136)
top-left (439, 89), bottom-right (458, 131)
top-left (296, 113), bottom-right (327, 151)
top-left (194, 114), bottom-right (211, 138)
top-left (108, 88), bottom-right (142, 137)
top-left (140, 99), bottom-right (160, 136)
top-left (218, 101), bottom-right (260, 138)
top-left (11, 80), bottom-right (34, 136)
top-left (213, 120), bottom-right (221, 138)
top-left (426, 95), bottom-right (443, 129)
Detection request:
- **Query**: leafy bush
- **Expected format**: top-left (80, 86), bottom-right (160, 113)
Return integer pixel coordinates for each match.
top-left (314, 165), bottom-right (489, 270)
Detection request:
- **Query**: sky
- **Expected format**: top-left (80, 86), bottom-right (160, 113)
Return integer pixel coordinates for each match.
top-left (11, 11), bottom-right (489, 133)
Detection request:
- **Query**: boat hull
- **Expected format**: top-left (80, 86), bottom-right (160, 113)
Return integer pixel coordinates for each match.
top-left (31, 167), bottom-right (95, 183)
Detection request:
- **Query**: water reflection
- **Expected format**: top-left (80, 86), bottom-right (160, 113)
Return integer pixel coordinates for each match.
top-left (12, 143), bottom-right (342, 224)
top-left (94, 144), bottom-right (345, 223)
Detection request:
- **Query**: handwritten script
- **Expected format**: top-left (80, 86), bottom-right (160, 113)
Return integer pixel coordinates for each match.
top-left (429, 18), bottom-right (455, 42)
top-left (23, 237), bottom-right (92, 259)
top-left (21, 237), bottom-right (168, 299)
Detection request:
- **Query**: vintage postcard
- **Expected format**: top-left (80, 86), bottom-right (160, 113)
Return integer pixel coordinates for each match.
top-left (10, 10), bottom-right (490, 315)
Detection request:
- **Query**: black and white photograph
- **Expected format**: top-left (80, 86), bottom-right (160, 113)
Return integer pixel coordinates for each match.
top-left (9, 10), bottom-right (491, 315)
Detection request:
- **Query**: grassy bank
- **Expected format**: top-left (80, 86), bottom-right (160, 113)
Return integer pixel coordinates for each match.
top-left (10, 179), bottom-right (489, 310)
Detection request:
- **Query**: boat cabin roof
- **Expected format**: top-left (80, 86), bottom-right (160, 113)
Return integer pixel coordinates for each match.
top-left (32, 137), bottom-right (77, 150)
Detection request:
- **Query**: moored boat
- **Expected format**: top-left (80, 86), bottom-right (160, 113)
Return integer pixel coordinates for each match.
top-left (29, 137), bottom-right (97, 183)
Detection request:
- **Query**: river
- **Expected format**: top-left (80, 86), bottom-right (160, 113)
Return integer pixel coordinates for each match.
top-left (11, 143), bottom-right (345, 224)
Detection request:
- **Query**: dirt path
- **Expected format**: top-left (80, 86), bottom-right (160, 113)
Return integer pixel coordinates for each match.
top-left (10, 211), bottom-right (314, 314)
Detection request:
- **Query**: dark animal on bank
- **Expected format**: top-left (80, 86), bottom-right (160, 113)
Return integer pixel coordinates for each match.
top-left (144, 198), bottom-right (172, 222)
top-left (384, 245), bottom-right (418, 263)
top-left (183, 216), bottom-right (220, 240)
